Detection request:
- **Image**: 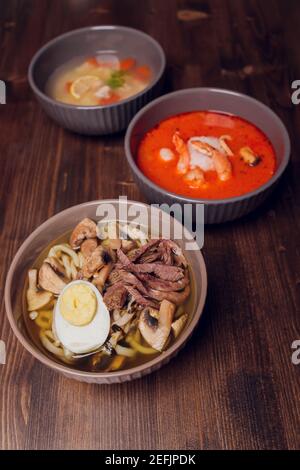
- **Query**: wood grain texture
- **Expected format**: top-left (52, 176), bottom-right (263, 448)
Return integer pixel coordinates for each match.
top-left (0, 0), bottom-right (299, 450)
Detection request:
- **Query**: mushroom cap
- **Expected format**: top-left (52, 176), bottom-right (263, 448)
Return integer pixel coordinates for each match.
top-left (138, 300), bottom-right (175, 351)
top-left (80, 238), bottom-right (98, 259)
top-left (38, 262), bottom-right (67, 295)
top-left (81, 246), bottom-right (112, 278)
top-left (26, 269), bottom-right (53, 311)
top-left (27, 288), bottom-right (53, 311)
top-left (69, 218), bottom-right (97, 249)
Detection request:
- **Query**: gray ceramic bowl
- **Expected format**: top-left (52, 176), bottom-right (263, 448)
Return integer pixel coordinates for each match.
top-left (5, 200), bottom-right (207, 384)
top-left (28, 26), bottom-right (165, 135)
top-left (125, 88), bottom-right (291, 223)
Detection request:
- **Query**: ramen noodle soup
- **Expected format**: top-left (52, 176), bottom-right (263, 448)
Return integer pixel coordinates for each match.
top-left (46, 54), bottom-right (152, 106)
top-left (24, 219), bottom-right (193, 372)
top-left (137, 111), bottom-right (276, 199)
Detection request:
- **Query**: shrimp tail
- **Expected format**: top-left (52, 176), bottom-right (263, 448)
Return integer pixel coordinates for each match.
top-left (191, 140), bottom-right (232, 181)
top-left (172, 131), bottom-right (190, 174)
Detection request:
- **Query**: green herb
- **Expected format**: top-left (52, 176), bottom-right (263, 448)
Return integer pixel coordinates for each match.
top-left (106, 70), bottom-right (126, 89)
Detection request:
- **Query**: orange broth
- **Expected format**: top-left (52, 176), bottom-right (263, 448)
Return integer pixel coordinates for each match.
top-left (136, 111), bottom-right (276, 199)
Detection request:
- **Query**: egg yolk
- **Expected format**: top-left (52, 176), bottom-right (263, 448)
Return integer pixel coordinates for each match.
top-left (60, 283), bottom-right (97, 326)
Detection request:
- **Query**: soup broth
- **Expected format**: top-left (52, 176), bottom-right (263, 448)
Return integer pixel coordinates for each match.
top-left (23, 221), bottom-right (193, 372)
top-left (46, 54), bottom-right (152, 106)
top-left (137, 111), bottom-right (276, 199)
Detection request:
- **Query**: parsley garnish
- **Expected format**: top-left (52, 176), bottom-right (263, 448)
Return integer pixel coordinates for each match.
top-left (106, 70), bottom-right (126, 89)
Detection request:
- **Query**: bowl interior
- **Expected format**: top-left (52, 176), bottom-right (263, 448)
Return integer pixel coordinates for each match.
top-left (6, 200), bottom-right (206, 379)
top-left (30, 26), bottom-right (165, 95)
top-left (128, 88), bottom-right (290, 181)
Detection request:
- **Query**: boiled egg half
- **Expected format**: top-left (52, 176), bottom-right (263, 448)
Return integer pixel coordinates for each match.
top-left (53, 280), bottom-right (110, 355)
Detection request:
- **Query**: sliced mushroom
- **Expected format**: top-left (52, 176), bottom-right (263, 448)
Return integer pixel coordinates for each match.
top-left (80, 238), bottom-right (98, 258)
top-left (97, 222), bottom-right (122, 250)
top-left (147, 284), bottom-right (191, 306)
top-left (38, 262), bottom-right (67, 295)
top-left (171, 313), bottom-right (188, 338)
top-left (92, 263), bottom-right (113, 292)
top-left (138, 299), bottom-right (176, 351)
top-left (45, 256), bottom-right (67, 278)
top-left (239, 146), bottom-right (261, 167)
top-left (81, 246), bottom-right (112, 278)
top-left (113, 309), bottom-right (121, 322)
top-left (112, 310), bottom-right (135, 328)
top-left (27, 269), bottom-right (53, 311)
top-left (69, 218), bottom-right (97, 249)
top-left (102, 317), bottom-right (133, 355)
top-left (102, 238), bottom-right (122, 250)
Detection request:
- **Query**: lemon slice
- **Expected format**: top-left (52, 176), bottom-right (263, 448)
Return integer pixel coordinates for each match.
top-left (70, 75), bottom-right (100, 99)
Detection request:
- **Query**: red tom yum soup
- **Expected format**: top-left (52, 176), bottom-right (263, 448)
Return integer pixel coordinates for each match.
top-left (137, 111), bottom-right (276, 199)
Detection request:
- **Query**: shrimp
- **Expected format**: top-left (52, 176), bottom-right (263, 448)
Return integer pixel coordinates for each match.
top-left (172, 131), bottom-right (190, 174)
top-left (191, 141), bottom-right (232, 181)
top-left (184, 168), bottom-right (205, 188)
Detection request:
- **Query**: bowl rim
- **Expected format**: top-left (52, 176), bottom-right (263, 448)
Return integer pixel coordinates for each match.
top-left (28, 25), bottom-right (166, 110)
top-left (124, 87), bottom-right (291, 205)
top-left (4, 199), bottom-right (207, 380)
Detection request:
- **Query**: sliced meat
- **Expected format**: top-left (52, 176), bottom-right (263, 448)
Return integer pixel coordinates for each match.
top-left (129, 239), bottom-right (160, 262)
top-left (136, 272), bottom-right (189, 292)
top-left (125, 286), bottom-right (159, 309)
top-left (108, 269), bottom-right (122, 285)
top-left (147, 285), bottom-right (191, 305)
top-left (158, 240), bottom-right (173, 265)
top-left (118, 271), bottom-right (148, 295)
top-left (129, 263), bottom-right (184, 281)
top-left (139, 248), bottom-right (161, 264)
top-left (127, 248), bottom-right (140, 260)
top-left (103, 282), bottom-right (127, 310)
top-left (121, 240), bottom-right (137, 254)
top-left (162, 239), bottom-right (188, 267)
top-left (116, 248), bottom-right (131, 266)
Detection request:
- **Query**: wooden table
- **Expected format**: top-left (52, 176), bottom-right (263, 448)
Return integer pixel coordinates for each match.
top-left (0, 0), bottom-right (299, 450)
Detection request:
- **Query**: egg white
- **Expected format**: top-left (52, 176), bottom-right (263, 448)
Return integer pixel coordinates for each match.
top-left (53, 280), bottom-right (110, 355)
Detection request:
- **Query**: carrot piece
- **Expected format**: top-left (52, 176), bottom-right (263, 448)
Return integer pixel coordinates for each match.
top-left (86, 56), bottom-right (98, 67)
top-left (98, 92), bottom-right (120, 105)
top-left (120, 57), bottom-right (136, 71)
top-left (134, 65), bottom-right (151, 81)
top-left (65, 81), bottom-right (72, 93)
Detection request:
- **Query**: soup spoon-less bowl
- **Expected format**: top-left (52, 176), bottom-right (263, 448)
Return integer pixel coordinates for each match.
top-left (5, 200), bottom-right (207, 384)
top-left (124, 88), bottom-right (291, 223)
top-left (28, 26), bottom-right (166, 135)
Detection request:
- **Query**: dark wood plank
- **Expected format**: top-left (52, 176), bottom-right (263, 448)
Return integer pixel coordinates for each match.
top-left (0, 0), bottom-right (299, 450)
